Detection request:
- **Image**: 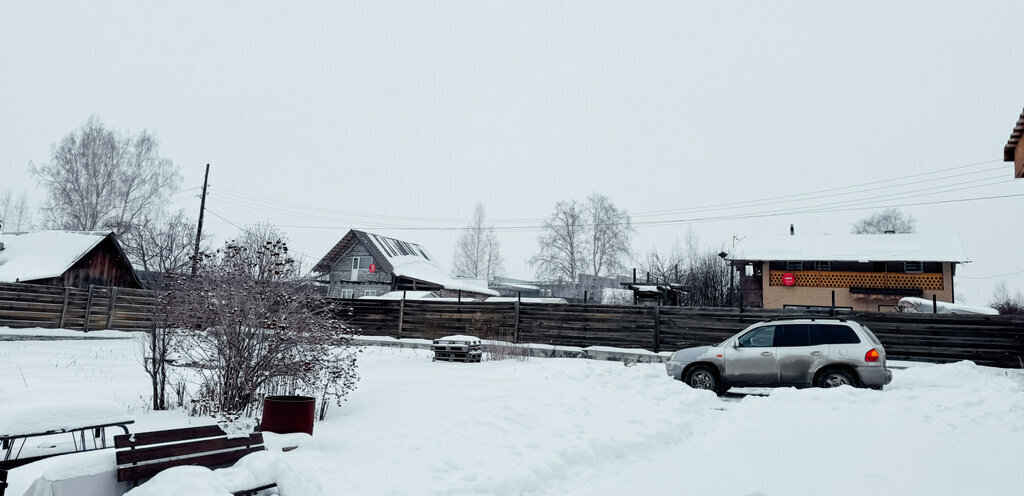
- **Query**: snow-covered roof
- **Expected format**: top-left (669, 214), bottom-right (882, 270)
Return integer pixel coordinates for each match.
top-left (0, 231), bottom-right (113, 283)
top-left (728, 233), bottom-right (970, 263)
top-left (897, 297), bottom-right (999, 315)
top-left (313, 230), bottom-right (498, 297)
top-left (388, 255), bottom-right (499, 297)
top-left (359, 291), bottom-right (438, 300)
top-left (485, 297), bottom-right (569, 304)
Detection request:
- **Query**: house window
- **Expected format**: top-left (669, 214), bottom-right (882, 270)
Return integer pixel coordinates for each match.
top-left (786, 261), bottom-right (805, 271)
top-left (904, 261), bottom-right (923, 273)
top-left (340, 289), bottom-right (355, 299)
top-left (363, 290), bottom-right (377, 297)
top-left (813, 261), bottom-right (831, 271)
top-left (350, 257), bottom-right (374, 268)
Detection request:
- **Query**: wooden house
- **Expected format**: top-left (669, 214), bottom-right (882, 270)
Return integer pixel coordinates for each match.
top-left (1005, 106), bottom-right (1024, 178)
top-left (726, 233), bottom-right (968, 312)
top-left (313, 230), bottom-right (498, 300)
top-left (0, 231), bottom-right (141, 289)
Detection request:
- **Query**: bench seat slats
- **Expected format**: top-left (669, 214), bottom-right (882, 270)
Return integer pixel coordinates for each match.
top-left (114, 425), bottom-right (227, 448)
top-left (115, 434), bottom-right (266, 465)
top-left (117, 445), bottom-right (266, 482)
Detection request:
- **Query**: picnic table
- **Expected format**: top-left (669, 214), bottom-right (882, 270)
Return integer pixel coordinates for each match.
top-left (0, 400), bottom-right (133, 470)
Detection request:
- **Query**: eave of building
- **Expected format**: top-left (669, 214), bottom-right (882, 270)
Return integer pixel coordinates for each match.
top-left (1004, 106), bottom-right (1024, 178)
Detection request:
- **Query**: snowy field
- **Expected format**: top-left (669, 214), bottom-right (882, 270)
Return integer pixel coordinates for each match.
top-left (2, 329), bottom-right (1023, 496)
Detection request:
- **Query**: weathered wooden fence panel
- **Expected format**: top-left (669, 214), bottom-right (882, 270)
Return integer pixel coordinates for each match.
top-left (0, 282), bottom-right (156, 332)
top-left (2, 282), bottom-right (1022, 368)
top-left (332, 299), bottom-right (1024, 368)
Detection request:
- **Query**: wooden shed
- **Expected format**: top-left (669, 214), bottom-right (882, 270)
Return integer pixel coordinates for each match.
top-left (0, 231), bottom-right (141, 289)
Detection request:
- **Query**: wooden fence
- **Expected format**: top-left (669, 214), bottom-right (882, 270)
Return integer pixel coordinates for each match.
top-left (0, 282), bottom-right (154, 332)
top-left (1, 282), bottom-right (1022, 368)
top-left (334, 299), bottom-right (1024, 368)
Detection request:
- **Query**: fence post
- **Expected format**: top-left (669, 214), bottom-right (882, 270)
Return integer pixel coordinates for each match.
top-left (932, 294), bottom-right (937, 314)
top-left (83, 285), bottom-right (95, 332)
top-left (398, 291), bottom-right (406, 340)
top-left (513, 299), bottom-right (520, 344)
top-left (106, 287), bottom-right (118, 330)
top-left (653, 305), bottom-right (661, 353)
top-left (58, 286), bottom-right (70, 329)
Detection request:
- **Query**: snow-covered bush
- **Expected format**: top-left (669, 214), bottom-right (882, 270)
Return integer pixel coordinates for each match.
top-left (156, 239), bottom-right (360, 419)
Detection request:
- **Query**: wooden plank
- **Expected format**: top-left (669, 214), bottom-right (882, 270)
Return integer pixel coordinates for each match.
top-left (117, 446), bottom-right (265, 482)
top-left (116, 435), bottom-right (266, 464)
top-left (83, 285), bottom-right (95, 332)
top-left (59, 286), bottom-right (70, 328)
top-left (114, 425), bottom-right (229, 448)
top-left (106, 288), bottom-right (118, 329)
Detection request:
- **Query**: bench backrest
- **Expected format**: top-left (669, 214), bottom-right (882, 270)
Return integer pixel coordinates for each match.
top-left (114, 425), bottom-right (266, 483)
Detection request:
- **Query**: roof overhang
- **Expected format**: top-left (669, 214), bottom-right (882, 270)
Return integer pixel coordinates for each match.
top-left (1005, 107), bottom-right (1024, 178)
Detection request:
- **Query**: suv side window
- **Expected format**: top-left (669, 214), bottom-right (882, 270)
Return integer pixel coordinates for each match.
top-left (810, 324), bottom-right (861, 345)
top-left (738, 326), bottom-right (776, 347)
top-left (775, 324), bottom-right (811, 347)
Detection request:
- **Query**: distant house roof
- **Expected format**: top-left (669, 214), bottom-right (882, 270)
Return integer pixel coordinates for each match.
top-left (0, 231), bottom-right (115, 282)
top-left (1004, 106), bottom-right (1024, 178)
top-left (313, 229), bottom-right (499, 296)
top-left (728, 233), bottom-right (970, 263)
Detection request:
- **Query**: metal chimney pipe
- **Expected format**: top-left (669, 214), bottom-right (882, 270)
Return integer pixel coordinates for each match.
top-left (789, 224), bottom-right (794, 236)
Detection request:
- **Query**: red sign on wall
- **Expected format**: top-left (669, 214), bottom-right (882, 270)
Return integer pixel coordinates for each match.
top-left (782, 273), bottom-right (796, 286)
top-left (368, 263), bottom-right (377, 273)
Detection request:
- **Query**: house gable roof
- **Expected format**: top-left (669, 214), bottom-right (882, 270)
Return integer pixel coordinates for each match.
top-left (313, 229), bottom-right (498, 296)
top-left (312, 229), bottom-right (433, 275)
top-left (728, 233), bottom-right (970, 263)
top-left (0, 231), bottom-right (114, 282)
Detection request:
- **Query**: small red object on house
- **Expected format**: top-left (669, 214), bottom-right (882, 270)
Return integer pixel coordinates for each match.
top-left (368, 263), bottom-right (376, 273)
top-left (782, 273), bottom-right (796, 286)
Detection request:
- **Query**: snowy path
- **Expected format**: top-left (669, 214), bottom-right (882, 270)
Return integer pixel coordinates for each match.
top-left (2, 332), bottom-right (1023, 496)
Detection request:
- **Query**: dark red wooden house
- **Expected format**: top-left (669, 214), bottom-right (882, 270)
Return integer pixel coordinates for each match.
top-left (0, 231), bottom-right (141, 289)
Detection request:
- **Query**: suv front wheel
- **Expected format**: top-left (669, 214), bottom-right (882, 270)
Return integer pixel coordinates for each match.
top-left (685, 365), bottom-right (727, 395)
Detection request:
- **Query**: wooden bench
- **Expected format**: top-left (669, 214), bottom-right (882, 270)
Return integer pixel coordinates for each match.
top-left (114, 425), bottom-right (277, 496)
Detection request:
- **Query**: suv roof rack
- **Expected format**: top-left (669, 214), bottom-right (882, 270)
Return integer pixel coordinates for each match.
top-left (759, 315), bottom-right (848, 323)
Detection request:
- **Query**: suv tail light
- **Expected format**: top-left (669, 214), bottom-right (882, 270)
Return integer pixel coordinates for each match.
top-left (865, 348), bottom-right (880, 363)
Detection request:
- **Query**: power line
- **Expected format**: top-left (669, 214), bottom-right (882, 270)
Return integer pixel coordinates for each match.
top-left (265, 191), bottom-right (1024, 232)
top-left (207, 158), bottom-right (1003, 225)
top-left (958, 269), bottom-right (1024, 280)
top-left (207, 174), bottom-right (1017, 232)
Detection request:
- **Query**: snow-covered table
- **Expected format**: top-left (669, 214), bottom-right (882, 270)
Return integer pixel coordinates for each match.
top-left (0, 400), bottom-right (133, 467)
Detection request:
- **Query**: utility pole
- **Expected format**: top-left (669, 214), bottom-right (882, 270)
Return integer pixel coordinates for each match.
top-left (191, 164), bottom-right (210, 275)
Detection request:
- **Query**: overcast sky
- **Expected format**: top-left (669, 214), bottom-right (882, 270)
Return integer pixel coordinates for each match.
top-left (1, 1), bottom-right (1022, 304)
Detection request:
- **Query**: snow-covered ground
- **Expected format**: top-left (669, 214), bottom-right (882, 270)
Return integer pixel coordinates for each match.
top-left (2, 329), bottom-right (1023, 495)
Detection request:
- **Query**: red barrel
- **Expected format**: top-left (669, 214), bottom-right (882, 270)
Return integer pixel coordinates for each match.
top-left (260, 395), bottom-right (316, 435)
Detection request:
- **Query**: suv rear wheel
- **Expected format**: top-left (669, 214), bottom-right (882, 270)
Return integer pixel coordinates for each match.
top-left (816, 368), bottom-right (856, 388)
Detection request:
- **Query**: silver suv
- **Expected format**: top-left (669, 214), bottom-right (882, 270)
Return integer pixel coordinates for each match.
top-left (665, 318), bottom-right (892, 394)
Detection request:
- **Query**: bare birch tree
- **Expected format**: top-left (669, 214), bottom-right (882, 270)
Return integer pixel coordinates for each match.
top-left (452, 203), bottom-right (504, 281)
top-left (530, 200), bottom-right (589, 295)
top-left (851, 208), bottom-right (916, 234)
top-left (31, 117), bottom-right (181, 232)
top-left (0, 189), bottom-right (33, 231)
top-left (585, 193), bottom-right (635, 277)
